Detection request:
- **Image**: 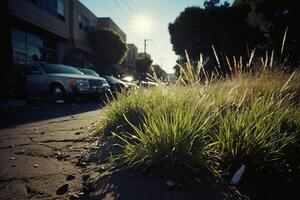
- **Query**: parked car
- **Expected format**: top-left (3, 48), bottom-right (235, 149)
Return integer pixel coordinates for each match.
top-left (103, 75), bottom-right (129, 94)
top-left (76, 67), bottom-right (100, 77)
top-left (138, 80), bottom-right (158, 88)
top-left (75, 67), bottom-right (111, 97)
top-left (0, 63), bottom-right (111, 102)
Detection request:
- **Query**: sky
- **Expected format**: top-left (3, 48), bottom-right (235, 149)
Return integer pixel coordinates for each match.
top-left (79, 0), bottom-right (233, 73)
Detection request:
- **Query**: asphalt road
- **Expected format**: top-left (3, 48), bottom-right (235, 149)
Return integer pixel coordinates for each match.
top-left (0, 102), bottom-right (103, 199)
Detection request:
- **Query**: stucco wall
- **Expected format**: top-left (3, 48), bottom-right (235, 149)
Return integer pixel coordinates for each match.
top-left (8, 0), bottom-right (69, 39)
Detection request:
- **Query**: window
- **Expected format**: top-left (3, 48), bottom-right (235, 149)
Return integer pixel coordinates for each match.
top-left (12, 29), bottom-right (26, 41)
top-left (25, 65), bottom-right (42, 75)
top-left (57, 0), bottom-right (65, 21)
top-left (79, 14), bottom-right (90, 33)
top-left (11, 28), bottom-right (59, 65)
top-left (90, 21), bottom-right (96, 31)
top-left (78, 15), bottom-right (83, 29)
top-left (42, 0), bottom-right (56, 15)
top-left (29, 0), bottom-right (42, 7)
top-left (27, 0), bottom-right (65, 21)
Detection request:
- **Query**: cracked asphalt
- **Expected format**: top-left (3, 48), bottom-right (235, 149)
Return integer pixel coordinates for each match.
top-left (0, 102), bottom-right (103, 200)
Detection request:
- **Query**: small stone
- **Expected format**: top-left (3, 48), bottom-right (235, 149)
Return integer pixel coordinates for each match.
top-left (194, 177), bottom-right (202, 183)
top-left (75, 132), bottom-right (81, 135)
top-left (166, 180), bottom-right (175, 187)
top-left (70, 194), bottom-right (80, 200)
top-left (10, 157), bottom-right (16, 160)
top-left (56, 184), bottom-right (69, 195)
top-left (66, 175), bottom-right (76, 181)
top-left (82, 174), bottom-right (90, 181)
top-left (34, 164), bottom-right (39, 168)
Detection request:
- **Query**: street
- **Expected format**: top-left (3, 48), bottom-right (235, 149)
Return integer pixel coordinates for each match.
top-left (0, 102), bottom-right (103, 199)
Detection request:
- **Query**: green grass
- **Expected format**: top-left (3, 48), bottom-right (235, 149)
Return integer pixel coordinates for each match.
top-left (96, 70), bottom-right (300, 182)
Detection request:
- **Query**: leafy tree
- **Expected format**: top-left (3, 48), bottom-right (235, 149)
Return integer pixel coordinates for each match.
top-left (88, 29), bottom-right (128, 74)
top-left (151, 64), bottom-right (168, 80)
top-left (204, 0), bottom-right (220, 9)
top-left (233, 0), bottom-right (300, 67)
top-left (169, 5), bottom-right (263, 70)
top-left (135, 53), bottom-right (153, 80)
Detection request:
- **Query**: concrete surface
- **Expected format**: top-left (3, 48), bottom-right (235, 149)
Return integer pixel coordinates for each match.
top-left (0, 102), bottom-right (102, 200)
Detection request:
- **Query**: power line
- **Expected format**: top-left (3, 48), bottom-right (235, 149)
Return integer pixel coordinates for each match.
top-left (124, 0), bottom-right (135, 15)
top-left (113, 0), bottom-right (132, 21)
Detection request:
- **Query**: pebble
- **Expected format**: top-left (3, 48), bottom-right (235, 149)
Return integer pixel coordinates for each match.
top-left (34, 164), bottom-right (39, 168)
top-left (194, 177), bottom-right (203, 183)
top-left (56, 183), bottom-right (69, 195)
top-left (166, 180), bottom-right (175, 187)
top-left (66, 175), bottom-right (76, 181)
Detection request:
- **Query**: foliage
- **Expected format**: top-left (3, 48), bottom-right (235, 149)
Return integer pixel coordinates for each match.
top-left (88, 29), bottom-right (128, 74)
top-left (151, 64), bottom-right (168, 80)
top-left (97, 65), bottom-right (300, 181)
top-left (135, 53), bottom-right (153, 80)
top-left (233, 0), bottom-right (300, 67)
top-left (168, 5), bottom-right (263, 65)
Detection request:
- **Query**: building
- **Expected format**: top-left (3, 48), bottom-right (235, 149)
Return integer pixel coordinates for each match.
top-left (125, 44), bottom-right (138, 69)
top-left (97, 17), bottom-right (126, 42)
top-left (2, 0), bottom-right (134, 76)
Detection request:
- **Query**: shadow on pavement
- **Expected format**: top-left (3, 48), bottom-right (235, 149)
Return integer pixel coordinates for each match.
top-left (0, 100), bottom-right (103, 129)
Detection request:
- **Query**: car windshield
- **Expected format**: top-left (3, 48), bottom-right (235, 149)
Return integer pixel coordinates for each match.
top-left (104, 76), bottom-right (122, 84)
top-left (41, 64), bottom-right (84, 75)
top-left (78, 68), bottom-right (99, 77)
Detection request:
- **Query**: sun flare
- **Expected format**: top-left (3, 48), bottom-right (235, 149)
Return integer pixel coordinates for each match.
top-left (132, 14), bottom-right (152, 33)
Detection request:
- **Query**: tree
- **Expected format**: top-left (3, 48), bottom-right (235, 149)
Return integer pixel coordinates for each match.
top-left (233, 0), bottom-right (300, 67)
top-left (204, 0), bottom-right (220, 9)
top-left (135, 53), bottom-right (153, 80)
top-left (168, 5), bottom-right (263, 71)
top-left (88, 29), bottom-right (128, 75)
top-left (151, 64), bottom-right (168, 80)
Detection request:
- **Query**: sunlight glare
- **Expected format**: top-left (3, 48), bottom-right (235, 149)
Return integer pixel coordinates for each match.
top-left (132, 14), bottom-right (152, 33)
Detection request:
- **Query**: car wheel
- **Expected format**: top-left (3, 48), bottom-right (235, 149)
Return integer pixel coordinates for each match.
top-left (50, 85), bottom-right (67, 103)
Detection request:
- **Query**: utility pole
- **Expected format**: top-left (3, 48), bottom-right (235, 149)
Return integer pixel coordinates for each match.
top-left (144, 39), bottom-right (152, 54)
top-left (159, 57), bottom-right (165, 68)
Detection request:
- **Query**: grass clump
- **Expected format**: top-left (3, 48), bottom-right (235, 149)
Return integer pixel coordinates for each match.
top-left (213, 93), bottom-right (299, 175)
top-left (100, 87), bottom-right (220, 180)
top-left (96, 71), bottom-right (299, 183)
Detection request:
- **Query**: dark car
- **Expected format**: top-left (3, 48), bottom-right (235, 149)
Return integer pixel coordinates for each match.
top-left (103, 75), bottom-right (129, 94)
top-left (0, 63), bottom-right (111, 102)
top-left (76, 67), bottom-right (111, 98)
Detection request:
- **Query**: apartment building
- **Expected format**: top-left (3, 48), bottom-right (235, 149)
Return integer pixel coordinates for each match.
top-left (2, 0), bottom-right (134, 75)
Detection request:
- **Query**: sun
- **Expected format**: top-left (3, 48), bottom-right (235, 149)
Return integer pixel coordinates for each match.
top-left (132, 14), bottom-right (152, 33)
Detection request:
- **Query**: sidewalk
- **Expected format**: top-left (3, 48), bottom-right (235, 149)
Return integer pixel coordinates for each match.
top-left (0, 103), bottom-right (101, 199)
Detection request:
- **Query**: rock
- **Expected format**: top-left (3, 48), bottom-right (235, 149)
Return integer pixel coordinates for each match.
top-left (82, 174), bottom-right (90, 181)
top-left (66, 175), bottom-right (76, 181)
top-left (70, 194), bottom-right (80, 200)
top-left (230, 165), bottom-right (246, 185)
top-left (166, 180), bottom-right (175, 187)
top-left (34, 164), bottom-right (39, 168)
top-left (10, 157), bottom-right (16, 160)
top-left (56, 183), bottom-right (69, 195)
top-left (194, 177), bottom-right (202, 184)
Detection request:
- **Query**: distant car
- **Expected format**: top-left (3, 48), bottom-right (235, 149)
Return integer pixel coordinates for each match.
top-left (76, 67), bottom-right (111, 97)
top-left (76, 67), bottom-right (100, 77)
top-left (0, 63), bottom-right (111, 102)
top-left (138, 80), bottom-right (158, 88)
top-left (103, 75), bottom-right (129, 94)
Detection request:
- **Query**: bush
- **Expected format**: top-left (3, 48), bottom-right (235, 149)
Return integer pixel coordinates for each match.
top-left (96, 71), bottom-right (300, 182)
